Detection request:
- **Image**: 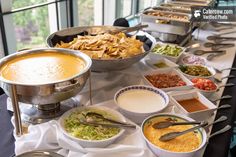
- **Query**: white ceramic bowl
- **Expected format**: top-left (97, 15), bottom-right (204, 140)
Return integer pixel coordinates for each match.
top-left (181, 54), bottom-right (206, 65)
top-left (114, 85), bottom-right (169, 124)
top-left (145, 55), bottom-right (178, 69)
top-left (150, 43), bottom-right (185, 63)
top-left (141, 113), bottom-right (207, 157)
top-left (178, 64), bottom-right (216, 80)
top-left (169, 90), bottom-right (217, 121)
top-left (58, 106), bottom-right (125, 148)
top-left (142, 68), bottom-right (193, 92)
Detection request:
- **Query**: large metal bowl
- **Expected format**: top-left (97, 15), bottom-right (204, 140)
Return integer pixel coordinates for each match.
top-left (0, 48), bottom-right (92, 105)
top-left (46, 26), bottom-right (155, 72)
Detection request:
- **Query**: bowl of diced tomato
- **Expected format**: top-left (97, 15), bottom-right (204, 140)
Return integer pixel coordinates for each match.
top-left (191, 78), bottom-right (217, 97)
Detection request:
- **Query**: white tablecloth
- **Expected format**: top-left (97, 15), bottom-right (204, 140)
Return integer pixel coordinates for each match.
top-left (13, 24), bottom-right (236, 157)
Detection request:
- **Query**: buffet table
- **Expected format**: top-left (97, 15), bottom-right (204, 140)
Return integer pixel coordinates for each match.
top-left (0, 24), bottom-right (236, 157)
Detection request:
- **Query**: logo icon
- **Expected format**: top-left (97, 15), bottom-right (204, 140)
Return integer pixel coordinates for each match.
top-left (194, 10), bottom-right (201, 18)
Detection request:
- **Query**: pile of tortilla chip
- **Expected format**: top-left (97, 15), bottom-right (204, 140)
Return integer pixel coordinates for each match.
top-left (55, 33), bottom-right (144, 59)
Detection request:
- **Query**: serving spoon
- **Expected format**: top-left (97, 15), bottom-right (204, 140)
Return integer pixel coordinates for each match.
top-left (207, 51), bottom-right (226, 61)
top-left (159, 116), bottom-right (227, 142)
top-left (213, 75), bottom-right (235, 83)
top-left (152, 121), bottom-right (202, 129)
top-left (185, 43), bottom-right (200, 52)
top-left (153, 104), bottom-right (230, 129)
top-left (193, 50), bottom-right (225, 56)
top-left (83, 112), bottom-right (136, 129)
top-left (214, 67), bottom-right (236, 73)
top-left (212, 95), bottom-right (232, 103)
top-left (204, 42), bottom-right (235, 50)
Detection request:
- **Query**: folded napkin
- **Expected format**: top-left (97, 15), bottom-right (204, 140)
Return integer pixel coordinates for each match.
top-left (14, 120), bottom-right (155, 157)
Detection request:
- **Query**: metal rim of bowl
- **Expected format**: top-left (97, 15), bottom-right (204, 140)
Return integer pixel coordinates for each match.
top-left (141, 113), bottom-right (207, 154)
top-left (114, 85), bottom-right (169, 114)
top-left (0, 47), bottom-right (92, 86)
top-left (58, 106), bottom-right (126, 143)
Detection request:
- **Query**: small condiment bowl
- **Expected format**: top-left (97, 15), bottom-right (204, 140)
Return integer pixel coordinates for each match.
top-left (59, 106), bottom-right (126, 148)
top-left (150, 43), bottom-right (185, 63)
top-left (178, 64), bottom-right (216, 80)
top-left (142, 68), bottom-right (194, 92)
top-left (141, 113), bottom-right (207, 157)
top-left (181, 54), bottom-right (206, 65)
top-left (145, 55), bottom-right (178, 69)
top-left (169, 90), bottom-right (217, 121)
top-left (191, 78), bottom-right (218, 97)
top-left (114, 85), bottom-right (169, 124)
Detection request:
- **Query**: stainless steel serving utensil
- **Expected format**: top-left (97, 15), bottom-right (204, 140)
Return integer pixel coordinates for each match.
top-left (207, 125), bottom-right (231, 142)
top-left (193, 50), bottom-right (225, 56)
top-left (79, 119), bottom-right (136, 129)
top-left (213, 75), bottom-right (235, 83)
top-left (185, 43), bottom-right (200, 52)
top-left (16, 150), bottom-right (63, 157)
top-left (212, 104), bottom-right (231, 112)
top-left (159, 116), bottom-right (227, 142)
top-left (85, 112), bottom-right (135, 126)
top-left (210, 21), bottom-right (236, 28)
top-left (216, 83), bottom-right (235, 91)
top-left (152, 121), bottom-right (202, 129)
top-left (212, 95), bottom-right (232, 103)
top-left (207, 51), bottom-right (226, 61)
top-left (207, 36), bottom-right (236, 43)
top-left (204, 42), bottom-right (235, 50)
top-left (214, 67), bottom-right (236, 73)
top-left (91, 24), bottom-right (149, 35)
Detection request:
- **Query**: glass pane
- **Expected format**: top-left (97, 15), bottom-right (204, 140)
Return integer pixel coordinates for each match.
top-left (12, 6), bottom-right (49, 50)
top-left (77, 0), bottom-right (95, 26)
top-left (138, 0), bottom-right (152, 11)
top-left (116, 0), bottom-right (132, 18)
top-left (12, 0), bottom-right (49, 10)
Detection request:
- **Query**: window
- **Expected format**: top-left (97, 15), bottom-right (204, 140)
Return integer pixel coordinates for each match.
top-left (138, 0), bottom-right (152, 11)
top-left (12, 6), bottom-right (50, 50)
top-left (116, 0), bottom-right (132, 18)
top-left (0, 0), bottom-right (71, 55)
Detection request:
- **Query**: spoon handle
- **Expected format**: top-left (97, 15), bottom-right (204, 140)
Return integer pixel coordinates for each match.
top-left (208, 125), bottom-right (231, 140)
top-left (80, 120), bottom-right (137, 129)
top-left (213, 95), bottom-right (232, 102)
top-left (172, 121), bottom-right (202, 126)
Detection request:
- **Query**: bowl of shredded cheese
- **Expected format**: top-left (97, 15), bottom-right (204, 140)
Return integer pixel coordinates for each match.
top-left (141, 113), bottom-right (207, 157)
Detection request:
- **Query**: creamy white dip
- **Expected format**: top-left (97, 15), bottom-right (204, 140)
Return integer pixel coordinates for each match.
top-left (117, 89), bottom-right (166, 113)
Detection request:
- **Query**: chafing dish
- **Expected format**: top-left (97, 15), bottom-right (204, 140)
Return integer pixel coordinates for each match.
top-left (0, 48), bottom-right (92, 105)
top-left (141, 9), bottom-right (192, 42)
top-left (0, 48), bottom-right (92, 135)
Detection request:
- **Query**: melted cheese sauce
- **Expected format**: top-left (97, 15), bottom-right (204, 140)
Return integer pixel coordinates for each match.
top-left (0, 51), bottom-right (85, 84)
top-left (117, 89), bottom-right (166, 113)
top-left (144, 116), bottom-right (202, 152)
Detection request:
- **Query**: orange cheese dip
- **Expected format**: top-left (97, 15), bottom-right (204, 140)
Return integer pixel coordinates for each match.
top-left (143, 116), bottom-right (202, 152)
top-left (0, 51), bottom-right (85, 84)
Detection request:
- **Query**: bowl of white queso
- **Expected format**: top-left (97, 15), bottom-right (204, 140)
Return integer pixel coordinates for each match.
top-left (114, 85), bottom-right (169, 124)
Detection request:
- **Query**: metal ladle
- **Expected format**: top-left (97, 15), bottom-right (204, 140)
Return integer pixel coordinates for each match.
top-left (159, 116), bottom-right (227, 142)
top-left (193, 50), bottom-right (226, 56)
top-left (204, 42), bottom-right (235, 50)
top-left (214, 67), bottom-right (236, 73)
